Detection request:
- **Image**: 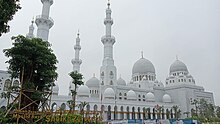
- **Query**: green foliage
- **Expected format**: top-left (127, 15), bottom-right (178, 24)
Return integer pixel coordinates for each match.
top-left (0, 0), bottom-right (21, 36)
top-left (3, 35), bottom-right (58, 111)
top-left (189, 98), bottom-right (220, 123)
top-left (69, 71), bottom-right (84, 113)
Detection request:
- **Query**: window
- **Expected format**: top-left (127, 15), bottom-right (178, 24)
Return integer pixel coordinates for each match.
top-left (110, 71), bottom-right (113, 76)
top-left (173, 80), bottom-right (174, 83)
top-left (178, 79), bottom-right (180, 82)
top-left (110, 80), bottom-right (113, 85)
top-left (181, 79), bottom-right (183, 82)
top-left (189, 79), bottom-right (191, 82)
top-left (101, 72), bottom-right (104, 76)
top-left (124, 93), bottom-right (127, 99)
top-left (170, 80), bottom-right (171, 83)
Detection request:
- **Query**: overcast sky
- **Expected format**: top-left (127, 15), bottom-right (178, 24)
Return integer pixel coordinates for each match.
top-left (0, 0), bottom-right (220, 105)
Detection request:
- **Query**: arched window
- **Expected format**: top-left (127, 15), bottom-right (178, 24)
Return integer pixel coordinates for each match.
top-left (94, 105), bottom-right (98, 112)
top-left (110, 80), bottom-right (113, 85)
top-left (60, 103), bottom-right (66, 111)
top-left (143, 95), bottom-right (145, 101)
top-left (138, 95), bottom-right (141, 101)
top-left (181, 79), bottom-right (183, 82)
top-left (120, 106), bottom-right (124, 119)
top-left (51, 102), bottom-right (57, 112)
top-left (101, 72), bottom-right (104, 76)
top-left (138, 107), bottom-right (141, 119)
top-left (110, 71), bottom-right (113, 76)
top-left (126, 106), bottom-right (130, 119)
top-left (124, 93), bottom-right (127, 100)
top-left (4, 79), bottom-right (11, 91)
top-left (119, 92), bottom-right (122, 100)
top-left (189, 79), bottom-right (191, 82)
top-left (107, 105), bottom-right (111, 120)
top-left (132, 107), bottom-right (135, 120)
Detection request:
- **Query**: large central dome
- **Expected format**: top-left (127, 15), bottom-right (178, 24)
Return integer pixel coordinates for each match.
top-left (132, 58), bottom-right (155, 74)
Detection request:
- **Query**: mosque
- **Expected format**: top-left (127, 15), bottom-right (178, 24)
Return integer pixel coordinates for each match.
top-left (0, 0), bottom-right (215, 121)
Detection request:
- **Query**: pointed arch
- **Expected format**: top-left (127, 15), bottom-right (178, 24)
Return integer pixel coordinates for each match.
top-left (120, 106), bottom-right (124, 119)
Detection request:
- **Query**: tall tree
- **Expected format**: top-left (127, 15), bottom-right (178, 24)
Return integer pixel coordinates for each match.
top-left (69, 71), bottom-right (83, 113)
top-left (3, 35), bottom-right (58, 111)
top-left (0, 0), bottom-right (21, 36)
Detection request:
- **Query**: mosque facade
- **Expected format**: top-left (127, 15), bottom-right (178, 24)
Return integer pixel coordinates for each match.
top-left (0, 0), bottom-right (214, 121)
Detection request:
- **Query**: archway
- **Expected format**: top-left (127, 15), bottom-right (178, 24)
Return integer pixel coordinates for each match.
top-left (60, 103), bottom-right (66, 111)
top-left (170, 109), bottom-right (173, 118)
top-left (166, 109), bottom-right (170, 119)
top-left (107, 105), bottom-right (111, 120)
top-left (114, 106), bottom-right (117, 120)
top-left (126, 106), bottom-right (130, 120)
top-left (143, 108), bottom-right (146, 120)
top-left (86, 104), bottom-right (90, 117)
top-left (120, 106), bottom-right (124, 120)
top-left (132, 107), bottom-right (135, 120)
top-left (51, 102), bottom-right (57, 112)
top-left (153, 108), bottom-right (156, 119)
top-left (138, 107), bottom-right (141, 119)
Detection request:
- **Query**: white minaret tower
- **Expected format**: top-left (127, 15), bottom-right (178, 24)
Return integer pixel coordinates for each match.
top-left (69, 32), bottom-right (82, 95)
top-left (71, 31), bottom-right (82, 72)
top-left (26, 19), bottom-right (35, 38)
top-left (35, 0), bottom-right (54, 41)
top-left (100, 1), bottom-right (117, 86)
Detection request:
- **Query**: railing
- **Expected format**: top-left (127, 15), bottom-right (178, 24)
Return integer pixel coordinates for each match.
top-left (36, 15), bottom-right (54, 24)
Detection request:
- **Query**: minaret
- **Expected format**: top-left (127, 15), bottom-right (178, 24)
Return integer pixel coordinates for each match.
top-left (26, 19), bottom-right (35, 38)
top-left (100, 1), bottom-right (117, 86)
top-left (71, 31), bottom-right (82, 72)
top-left (35, 0), bottom-right (54, 41)
top-left (69, 32), bottom-right (82, 95)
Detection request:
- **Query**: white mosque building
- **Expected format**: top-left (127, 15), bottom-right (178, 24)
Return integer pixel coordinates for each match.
top-left (0, 0), bottom-right (214, 121)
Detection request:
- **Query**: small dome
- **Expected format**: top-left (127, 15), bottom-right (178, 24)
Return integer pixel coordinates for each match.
top-left (146, 92), bottom-right (155, 101)
top-left (86, 76), bottom-right (100, 87)
top-left (170, 60), bottom-right (188, 73)
top-left (132, 58), bottom-right (155, 75)
top-left (163, 94), bottom-right (172, 103)
top-left (77, 85), bottom-right (90, 96)
top-left (117, 77), bottom-right (126, 86)
top-left (127, 90), bottom-right (136, 100)
top-left (103, 88), bottom-right (115, 98)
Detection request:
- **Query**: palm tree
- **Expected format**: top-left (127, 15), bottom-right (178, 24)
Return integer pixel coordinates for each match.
top-left (69, 71), bottom-right (84, 113)
top-left (172, 105), bottom-right (181, 119)
top-left (78, 101), bottom-right (88, 124)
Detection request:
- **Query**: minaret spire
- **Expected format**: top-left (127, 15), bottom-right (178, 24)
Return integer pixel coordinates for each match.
top-left (71, 31), bottom-right (82, 72)
top-left (100, 1), bottom-right (117, 86)
top-left (35, 0), bottom-right (54, 41)
top-left (141, 51), bottom-right (144, 58)
top-left (26, 18), bottom-right (35, 38)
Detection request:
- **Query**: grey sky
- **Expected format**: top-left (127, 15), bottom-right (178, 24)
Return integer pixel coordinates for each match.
top-left (0, 0), bottom-right (220, 105)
